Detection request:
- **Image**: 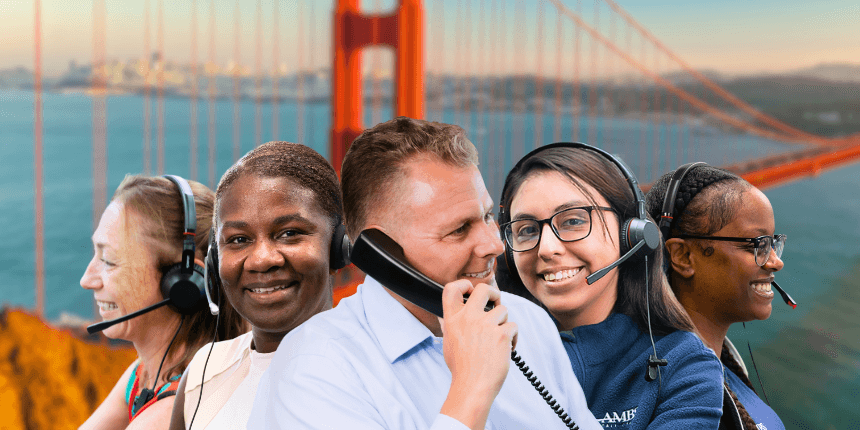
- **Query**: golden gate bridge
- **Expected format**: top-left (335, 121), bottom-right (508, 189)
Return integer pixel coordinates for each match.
top-left (27, 0), bottom-right (860, 318)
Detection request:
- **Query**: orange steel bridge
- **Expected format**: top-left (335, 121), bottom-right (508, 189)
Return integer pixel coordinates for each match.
top-left (25, 0), bottom-right (860, 316)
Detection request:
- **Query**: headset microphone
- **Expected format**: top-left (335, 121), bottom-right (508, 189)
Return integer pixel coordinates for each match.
top-left (587, 240), bottom-right (646, 285)
top-left (203, 261), bottom-right (220, 315)
top-left (771, 281), bottom-right (797, 309)
top-left (87, 299), bottom-right (172, 334)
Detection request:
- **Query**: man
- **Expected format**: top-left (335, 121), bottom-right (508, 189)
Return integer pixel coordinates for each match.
top-left (248, 117), bottom-right (600, 430)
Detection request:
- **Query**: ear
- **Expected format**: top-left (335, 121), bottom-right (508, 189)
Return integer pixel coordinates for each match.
top-left (194, 257), bottom-right (206, 269)
top-left (665, 238), bottom-right (695, 278)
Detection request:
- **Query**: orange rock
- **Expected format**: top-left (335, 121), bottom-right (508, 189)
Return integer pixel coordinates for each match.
top-left (0, 308), bottom-right (136, 430)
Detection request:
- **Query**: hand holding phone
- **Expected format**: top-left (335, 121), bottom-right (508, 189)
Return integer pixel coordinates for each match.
top-left (351, 228), bottom-right (580, 430)
top-left (439, 279), bottom-right (519, 429)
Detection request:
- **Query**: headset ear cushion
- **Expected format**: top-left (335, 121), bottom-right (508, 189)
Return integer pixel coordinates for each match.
top-left (205, 247), bottom-right (220, 307)
top-left (620, 218), bottom-right (661, 258)
top-left (329, 223), bottom-right (350, 270)
top-left (160, 263), bottom-right (206, 315)
top-left (619, 218), bottom-right (634, 255)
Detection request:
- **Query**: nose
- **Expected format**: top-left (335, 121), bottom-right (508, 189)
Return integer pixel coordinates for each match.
top-left (763, 247), bottom-right (784, 272)
top-left (245, 239), bottom-right (286, 273)
top-left (80, 256), bottom-right (101, 290)
top-left (474, 217), bottom-right (505, 259)
top-left (537, 223), bottom-right (565, 260)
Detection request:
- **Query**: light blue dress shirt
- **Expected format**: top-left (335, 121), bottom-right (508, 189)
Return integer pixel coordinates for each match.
top-left (248, 276), bottom-right (601, 430)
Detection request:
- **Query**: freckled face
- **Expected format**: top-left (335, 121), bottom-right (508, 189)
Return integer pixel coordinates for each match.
top-left (509, 171), bottom-right (621, 329)
top-left (80, 201), bottom-right (166, 341)
top-left (217, 174), bottom-right (334, 339)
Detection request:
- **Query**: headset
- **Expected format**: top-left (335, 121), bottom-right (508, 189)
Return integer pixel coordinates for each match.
top-left (203, 215), bottom-right (351, 315)
top-left (657, 162), bottom-right (796, 309)
top-left (499, 142), bottom-right (661, 287)
top-left (160, 175), bottom-right (208, 314)
top-left (657, 162), bottom-right (707, 240)
top-left (86, 175), bottom-right (208, 334)
top-left (498, 142), bottom-right (667, 382)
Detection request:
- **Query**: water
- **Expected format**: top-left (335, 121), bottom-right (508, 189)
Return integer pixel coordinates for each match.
top-left (1, 89), bottom-right (857, 426)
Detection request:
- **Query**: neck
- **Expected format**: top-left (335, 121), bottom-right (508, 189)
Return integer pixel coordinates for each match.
top-left (131, 312), bottom-right (186, 387)
top-left (385, 288), bottom-right (443, 336)
top-left (251, 328), bottom-right (286, 354)
top-left (673, 277), bottom-right (731, 357)
top-left (686, 308), bottom-right (729, 357)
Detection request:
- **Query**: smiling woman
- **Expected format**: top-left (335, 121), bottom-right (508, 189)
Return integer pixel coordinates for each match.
top-left (646, 164), bottom-right (787, 430)
top-left (496, 143), bottom-right (724, 429)
top-left (78, 175), bottom-right (246, 430)
top-left (168, 141), bottom-right (345, 430)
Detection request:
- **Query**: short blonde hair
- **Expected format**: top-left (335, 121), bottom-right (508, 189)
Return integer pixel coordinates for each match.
top-left (341, 116), bottom-right (478, 239)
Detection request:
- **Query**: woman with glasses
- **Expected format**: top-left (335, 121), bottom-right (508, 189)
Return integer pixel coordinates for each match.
top-left (645, 164), bottom-right (786, 430)
top-left (496, 144), bottom-right (724, 429)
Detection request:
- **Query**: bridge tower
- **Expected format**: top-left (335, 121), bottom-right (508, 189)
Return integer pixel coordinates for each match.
top-left (331, 0), bottom-right (424, 173)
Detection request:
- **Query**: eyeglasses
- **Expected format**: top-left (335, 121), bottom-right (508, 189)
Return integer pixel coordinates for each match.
top-left (675, 234), bottom-right (786, 267)
top-left (501, 206), bottom-right (614, 252)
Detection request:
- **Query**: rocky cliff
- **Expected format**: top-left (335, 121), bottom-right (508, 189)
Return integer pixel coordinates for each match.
top-left (0, 308), bottom-right (137, 430)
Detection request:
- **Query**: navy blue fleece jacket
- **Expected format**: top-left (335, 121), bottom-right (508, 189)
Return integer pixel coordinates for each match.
top-left (561, 313), bottom-right (723, 429)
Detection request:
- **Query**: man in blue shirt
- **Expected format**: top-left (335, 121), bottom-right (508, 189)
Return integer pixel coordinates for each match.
top-left (248, 117), bottom-right (601, 430)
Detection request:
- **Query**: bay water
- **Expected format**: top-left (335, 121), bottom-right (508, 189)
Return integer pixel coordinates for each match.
top-left (1, 89), bottom-right (857, 428)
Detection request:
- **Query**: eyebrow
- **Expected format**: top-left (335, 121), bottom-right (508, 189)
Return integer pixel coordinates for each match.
top-left (220, 214), bottom-right (315, 231)
top-left (511, 200), bottom-right (591, 221)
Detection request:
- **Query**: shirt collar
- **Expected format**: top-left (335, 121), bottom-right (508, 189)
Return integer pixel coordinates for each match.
top-left (361, 276), bottom-right (436, 363)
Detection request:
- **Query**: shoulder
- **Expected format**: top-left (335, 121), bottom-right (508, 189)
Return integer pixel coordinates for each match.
top-left (271, 294), bottom-right (371, 368)
top-left (184, 331), bottom-right (254, 392)
top-left (657, 330), bottom-right (720, 367)
top-left (654, 330), bottom-right (724, 398)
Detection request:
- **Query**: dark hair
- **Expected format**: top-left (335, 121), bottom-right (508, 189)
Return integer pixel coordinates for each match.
top-left (721, 344), bottom-right (759, 430)
top-left (497, 147), bottom-right (695, 335)
top-left (644, 165), bottom-right (751, 276)
top-left (216, 141), bottom-right (344, 229)
top-left (341, 116), bottom-right (478, 240)
top-left (112, 175), bottom-right (246, 381)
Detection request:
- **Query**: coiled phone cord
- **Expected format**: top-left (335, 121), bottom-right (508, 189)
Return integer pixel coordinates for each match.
top-left (511, 350), bottom-right (580, 430)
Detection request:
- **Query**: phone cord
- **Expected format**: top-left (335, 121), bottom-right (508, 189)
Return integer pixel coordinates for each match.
top-left (511, 350), bottom-right (580, 430)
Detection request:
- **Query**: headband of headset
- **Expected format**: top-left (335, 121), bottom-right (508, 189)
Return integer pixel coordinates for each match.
top-left (500, 142), bottom-right (647, 221)
top-left (163, 175), bottom-right (197, 274)
top-left (657, 162), bottom-right (707, 240)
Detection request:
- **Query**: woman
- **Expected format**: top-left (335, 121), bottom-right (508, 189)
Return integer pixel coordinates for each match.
top-left (80, 175), bottom-right (245, 430)
top-left (496, 143), bottom-right (724, 428)
top-left (168, 141), bottom-right (347, 430)
top-left (645, 163), bottom-right (786, 430)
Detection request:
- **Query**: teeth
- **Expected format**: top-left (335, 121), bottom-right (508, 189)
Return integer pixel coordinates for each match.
top-left (542, 268), bottom-right (581, 282)
top-left (752, 283), bottom-right (772, 293)
top-left (97, 301), bottom-right (118, 311)
top-left (463, 267), bottom-right (493, 279)
top-left (250, 284), bottom-right (290, 294)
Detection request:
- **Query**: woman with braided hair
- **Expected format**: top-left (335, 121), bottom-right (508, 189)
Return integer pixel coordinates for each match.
top-left (645, 164), bottom-right (786, 430)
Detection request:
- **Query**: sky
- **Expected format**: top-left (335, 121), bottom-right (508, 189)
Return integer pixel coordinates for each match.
top-left (1, 0), bottom-right (857, 77)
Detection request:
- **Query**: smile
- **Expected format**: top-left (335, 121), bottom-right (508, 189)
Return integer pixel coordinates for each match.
top-left (462, 264), bottom-right (493, 279)
top-left (96, 300), bottom-right (118, 311)
top-left (541, 268), bottom-right (581, 282)
top-left (752, 282), bottom-right (773, 296)
top-left (248, 284), bottom-right (293, 294)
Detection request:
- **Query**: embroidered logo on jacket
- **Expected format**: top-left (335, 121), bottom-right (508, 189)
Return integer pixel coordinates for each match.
top-left (597, 407), bottom-right (637, 427)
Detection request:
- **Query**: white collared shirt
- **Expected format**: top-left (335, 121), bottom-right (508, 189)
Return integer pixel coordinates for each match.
top-left (248, 276), bottom-right (600, 430)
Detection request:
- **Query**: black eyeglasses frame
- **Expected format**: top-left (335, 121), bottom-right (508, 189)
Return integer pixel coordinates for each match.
top-left (674, 233), bottom-right (786, 267)
top-left (501, 206), bottom-right (614, 253)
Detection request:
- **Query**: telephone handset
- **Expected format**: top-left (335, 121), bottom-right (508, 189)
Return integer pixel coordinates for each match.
top-left (350, 228), bottom-right (580, 430)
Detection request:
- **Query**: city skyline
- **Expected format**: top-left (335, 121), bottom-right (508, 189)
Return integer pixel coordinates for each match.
top-left (2, 0), bottom-right (858, 77)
